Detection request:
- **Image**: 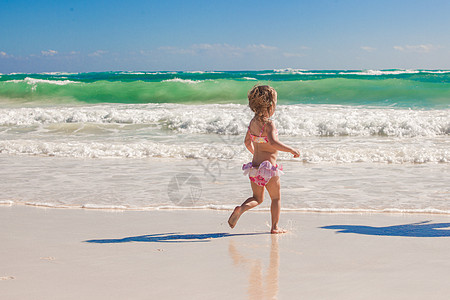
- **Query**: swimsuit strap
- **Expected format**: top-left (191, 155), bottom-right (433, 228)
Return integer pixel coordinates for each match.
top-left (247, 120), bottom-right (268, 137)
top-left (259, 122), bottom-right (266, 137)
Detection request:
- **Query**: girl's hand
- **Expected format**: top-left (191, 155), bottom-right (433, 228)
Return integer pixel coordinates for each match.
top-left (291, 149), bottom-right (300, 158)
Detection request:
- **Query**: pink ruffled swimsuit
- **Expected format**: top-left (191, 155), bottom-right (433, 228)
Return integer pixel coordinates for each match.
top-left (243, 161), bottom-right (283, 186)
top-left (244, 121), bottom-right (283, 186)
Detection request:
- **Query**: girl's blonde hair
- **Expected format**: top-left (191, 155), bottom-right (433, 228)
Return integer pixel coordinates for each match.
top-left (248, 85), bottom-right (277, 122)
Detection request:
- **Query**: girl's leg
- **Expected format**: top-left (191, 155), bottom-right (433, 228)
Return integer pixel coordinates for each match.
top-left (265, 176), bottom-right (286, 234)
top-left (228, 181), bottom-right (264, 228)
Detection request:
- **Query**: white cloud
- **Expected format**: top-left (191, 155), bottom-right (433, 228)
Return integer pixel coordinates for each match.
top-left (283, 52), bottom-right (305, 58)
top-left (190, 43), bottom-right (242, 56)
top-left (41, 49), bottom-right (58, 56)
top-left (192, 44), bottom-right (215, 50)
top-left (0, 51), bottom-right (9, 58)
top-left (393, 44), bottom-right (439, 53)
top-left (158, 46), bottom-right (177, 51)
top-left (138, 50), bottom-right (154, 56)
top-left (247, 44), bottom-right (278, 51)
top-left (361, 46), bottom-right (376, 52)
top-left (88, 50), bottom-right (108, 57)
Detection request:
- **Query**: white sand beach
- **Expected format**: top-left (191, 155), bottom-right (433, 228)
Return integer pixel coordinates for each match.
top-left (2, 206), bottom-right (450, 299)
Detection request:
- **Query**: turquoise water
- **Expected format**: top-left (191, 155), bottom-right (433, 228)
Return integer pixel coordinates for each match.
top-left (0, 69), bottom-right (449, 212)
top-left (1, 69), bottom-right (449, 108)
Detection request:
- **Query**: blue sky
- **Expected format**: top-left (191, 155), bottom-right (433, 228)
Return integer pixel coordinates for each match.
top-left (1, 0), bottom-right (449, 72)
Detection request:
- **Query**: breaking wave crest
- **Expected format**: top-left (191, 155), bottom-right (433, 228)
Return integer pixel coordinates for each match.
top-left (1, 104), bottom-right (448, 137)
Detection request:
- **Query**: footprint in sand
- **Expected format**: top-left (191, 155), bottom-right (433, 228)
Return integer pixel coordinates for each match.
top-left (0, 276), bottom-right (15, 280)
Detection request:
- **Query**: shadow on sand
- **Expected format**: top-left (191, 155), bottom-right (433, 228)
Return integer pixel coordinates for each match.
top-left (85, 232), bottom-right (269, 244)
top-left (321, 220), bottom-right (450, 237)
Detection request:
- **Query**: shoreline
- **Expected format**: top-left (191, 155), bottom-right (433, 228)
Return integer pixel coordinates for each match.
top-left (4, 202), bottom-right (450, 215)
top-left (1, 155), bottom-right (448, 214)
top-left (2, 205), bottom-right (450, 299)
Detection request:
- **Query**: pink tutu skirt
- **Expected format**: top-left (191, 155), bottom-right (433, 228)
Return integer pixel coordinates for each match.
top-left (242, 161), bottom-right (283, 187)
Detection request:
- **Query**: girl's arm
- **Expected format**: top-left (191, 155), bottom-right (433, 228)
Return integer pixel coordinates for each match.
top-left (244, 130), bottom-right (254, 154)
top-left (266, 121), bottom-right (300, 157)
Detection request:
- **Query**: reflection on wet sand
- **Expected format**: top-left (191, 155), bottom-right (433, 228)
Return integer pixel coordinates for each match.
top-left (229, 235), bottom-right (279, 300)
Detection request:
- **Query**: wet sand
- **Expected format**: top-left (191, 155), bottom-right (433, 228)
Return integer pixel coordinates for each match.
top-left (2, 206), bottom-right (450, 299)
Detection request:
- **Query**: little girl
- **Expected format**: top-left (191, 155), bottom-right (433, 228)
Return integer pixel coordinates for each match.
top-left (228, 85), bottom-right (300, 234)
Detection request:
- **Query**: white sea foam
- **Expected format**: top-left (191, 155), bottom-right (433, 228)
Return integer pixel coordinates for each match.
top-left (1, 104), bottom-right (447, 137)
top-left (6, 77), bottom-right (79, 86)
top-left (116, 71), bottom-right (180, 75)
top-left (184, 71), bottom-right (206, 74)
top-left (0, 140), bottom-right (244, 159)
top-left (271, 69), bottom-right (450, 76)
top-left (274, 68), bottom-right (308, 73)
top-left (161, 78), bottom-right (205, 84)
top-left (421, 70), bottom-right (450, 74)
top-left (281, 207), bottom-right (450, 214)
top-left (272, 68), bottom-right (336, 75)
top-left (39, 72), bottom-right (78, 76)
top-left (154, 206), bottom-right (450, 214)
top-left (184, 71), bottom-right (224, 74)
top-left (298, 72), bottom-right (336, 75)
top-left (340, 69), bottom-right (421, 75)
top-left (242, 77), bottom-right (258, 80)
top-left (82, 204), bottom-right (129, 210)
top-left (25, 202), bottom-right (71, 208)
top-left (0, 104), bottom-right (448, 164)
top-left (130, 71), bottom-right (177, 75)
top-left (117, 71), bottom-right (147, 75)
top-left (0, 138), bottom-right (448, 163)
top-left (5, 202), bottom-right (450, 215)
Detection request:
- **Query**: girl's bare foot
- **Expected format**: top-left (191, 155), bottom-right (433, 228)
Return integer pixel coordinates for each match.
top-left (271, 227), bottom-right (287, 234)
top-left (228, 206), bottom-right (241, 229)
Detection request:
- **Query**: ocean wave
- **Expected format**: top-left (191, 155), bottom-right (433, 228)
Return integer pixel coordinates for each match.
top-left (338, 69), bottom-right (450, 76)
top-left (183, 71), bottom-right (224, 74)
top-left (422, 70), bottom-right (450, 74)
top-left (0, 138), bottom-right (448, 163)
top-left (39, 72), bottom-right (79, 76)
top-left (272, 69), bottom-right (336, 75)
top-left (117, 71), bottom-right (147, 75)
top-left (5, 77), bottom-right (79, 86)
top-left (0, 200), bottom-right (13, 205)
top-left (116, 71), bottom-right (179, 75)
top-left (1, 104), bottom-right (448, 137)
top-left (81, 204), bottom-right (130, 210)
top-left (340, 69), bottom-right (421, 76)
top-left (0, 139), bottom-right (244, 159)
top-left (273, 68), bottom-right (308, 73)
top-left (273, 69), bottom-right (450, 76)
top-left (5, 201), bottom-right (450, 214)
top-left (1, 76), bottom-right (449, 108)
top-left (161, 78), bottom-right (207, 84)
